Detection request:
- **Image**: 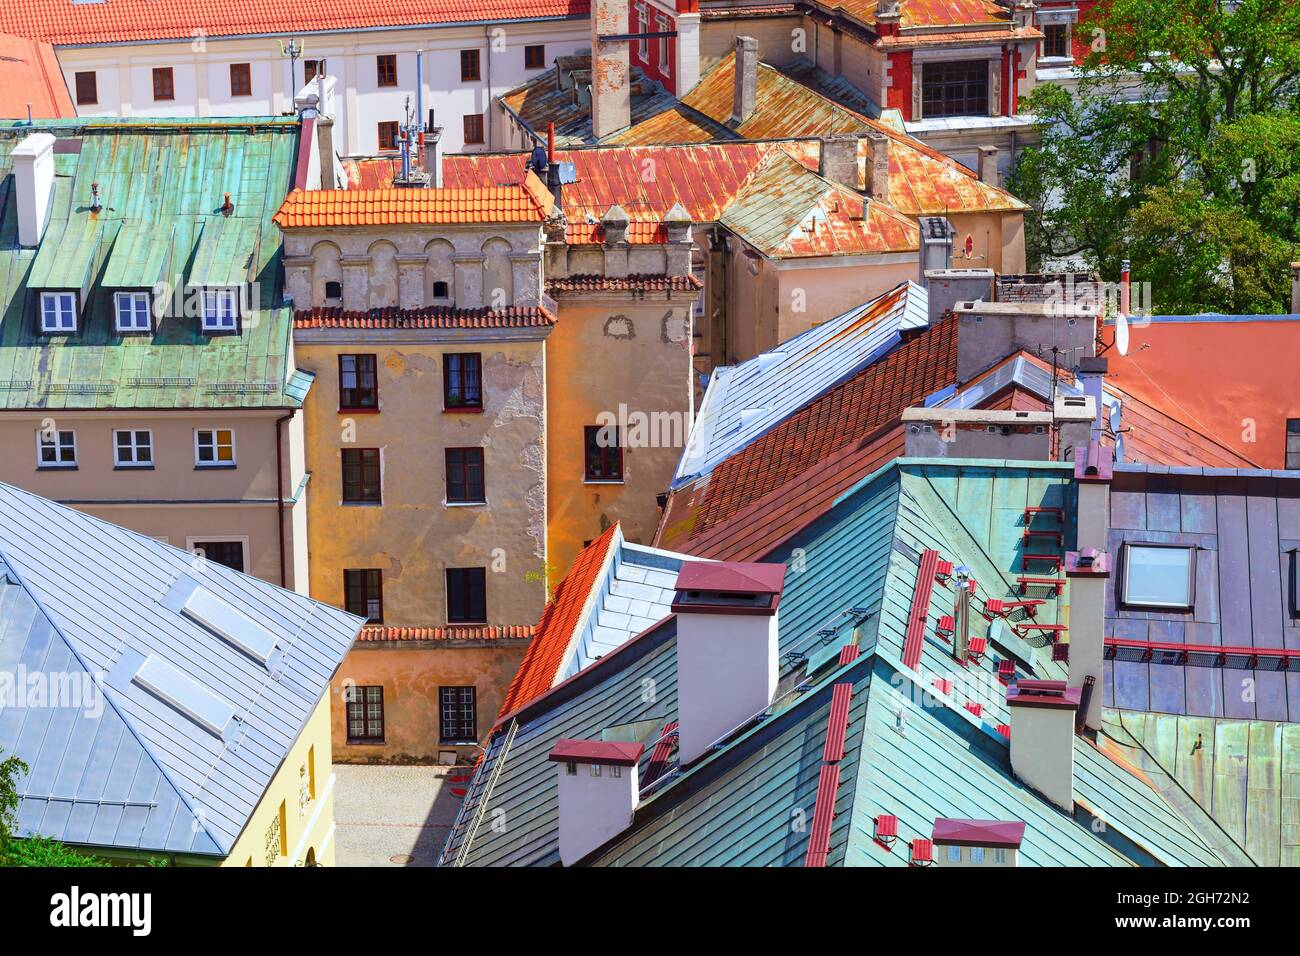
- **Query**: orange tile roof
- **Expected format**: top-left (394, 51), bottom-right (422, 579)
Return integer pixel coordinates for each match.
top-left (657, 316), bottom-right (958, 552)
top-left (564, 221), bottom-right (670, 245)
top-left (0, 32), bottom-right (72, 119)
top-left (0, 0), bottom-right (587, 45)
top-left (293, 306), bottom-right (556, 331)
top-left (496, 523), bottom-right (620, 721)
top-left (274, 176), bottom-right (553, 228)
top-left (818, 0), bottom-right (1009, 30)
top-left (547, 274), bottom-right (703, 293)
top-left (358, 624), bottom-right (535, 643)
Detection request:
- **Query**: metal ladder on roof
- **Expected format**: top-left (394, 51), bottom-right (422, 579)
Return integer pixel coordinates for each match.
top-left (450, 718), bottom-right (519, 867)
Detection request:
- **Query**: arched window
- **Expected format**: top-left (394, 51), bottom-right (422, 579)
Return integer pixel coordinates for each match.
top-left (368, 241), bottom-right (399, 309)
top-left (311, 242), bottom-right (342, 307)
top-left (425, 239), bottom-right (454, 305)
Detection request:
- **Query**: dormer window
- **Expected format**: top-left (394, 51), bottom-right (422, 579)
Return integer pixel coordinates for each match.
top-left (115, 291), bottom-right (152, 333)
top-left (201, 288), bottom-right (239, 333)
top-left (40, 292), bottom-right (77, 333)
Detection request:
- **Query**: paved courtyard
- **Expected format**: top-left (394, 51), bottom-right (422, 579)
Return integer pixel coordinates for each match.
top-left (333, 764), bottom-right (468, 867)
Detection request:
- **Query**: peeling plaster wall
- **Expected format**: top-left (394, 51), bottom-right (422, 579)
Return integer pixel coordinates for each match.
top-left (296, 339), bottom-right (549, 632)
top-left (546, 296), bottom-right (694, 582)
top-left (330, 642), bottom-right (529, 763)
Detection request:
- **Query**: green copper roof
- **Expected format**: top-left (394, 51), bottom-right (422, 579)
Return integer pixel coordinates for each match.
top-left (0, 118), bottom-right (301, 410)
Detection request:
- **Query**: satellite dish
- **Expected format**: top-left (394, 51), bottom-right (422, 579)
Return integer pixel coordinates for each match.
top-left (1115, 311), bottom-right (1129, 356)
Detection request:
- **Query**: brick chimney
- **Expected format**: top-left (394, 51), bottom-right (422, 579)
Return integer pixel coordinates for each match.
top-left (818, 134), bottom-right (859, 191)
top-left (730, 36), bottom-right (758, 126)
top-left (1007, 680), bottom-right (1080, 812)
top-left (866, 130), bottom-right (890, 202)
top-left (952, 298), bottom-right (1098, 383)
top-left (672, 561), bottom-right (784, 765)
top-left (591, 0), bottom-right (631, 139)
top-left (977, 145), bottom-right (1000, 187)
top-left (12, 132), bottom-right (55, 247)
top-left (549, 739), bottom-right (644, 865)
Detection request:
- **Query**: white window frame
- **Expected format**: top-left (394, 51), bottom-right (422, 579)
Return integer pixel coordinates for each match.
top-left (114, 429), bottom-right (154, 468)
top-left (40, 292), bottom-right (77, 333)
top-left (114, 291), bottom-right (153, 333)
top-left (656, 15), bottom-right (670, 72)
top-left (994, 847), bottom-right (1007, 864)
top-left (35, 428), bottom-right (77, 468)
top-left (194, 428), bottom-right (236, 468)
top-left (1121, 542), bottom-right (1195, 610)
top-left (970, 846), bottom-right (986, 864)
top-left (637, 5), bottom-right (648, 59)
top-left (946, 845), bottom-right (961, 863)
top-left (201, 288), bottom-right (239, 333)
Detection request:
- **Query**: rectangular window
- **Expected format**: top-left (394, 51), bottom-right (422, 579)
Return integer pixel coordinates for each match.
top-left (637, 6), bottom-right (648, 58)
top-left (460, 49), bottom-right (481, 82)
top-left (524, 45), bottom-right (545, 70)
top-left (303, 59), bottom-right (323, 85)
top-left (971, 846), bottom-right (986, 863)
top-left (446, 567), bottom-right (487, 623)
top-left (443, 353), bottom-right (482, 409)
top-left (446, 448), bottom-right (486, 503)
top-left (40, 292), bottom-right (77, 333)
top-left (346, 685), bottom-right (385, 742)
top-left (230, 62), bottom-right (252, 97)
top-left (114, 291), bottom-right (152, 333)
top-left (74, 71), bottom-right (97, 105)
top-left (376, 54), bottom-right (397, 87)
top-left (921, 60), bottom-right (989, 118)
top-left (191, 540), bottom-right (245, 573)
top-left (1042, 23), bottom-right (1069, 59)
top-left (152, 67), bottom-right (175, 101)
top-left (342, 448), bottom-right (382, 504)
top-left (584, 424), bottom-right (624, 481)
top-left (1121, 543), bottom-right (1195, 609)
top-left (344, 569), bottom-right (384, 623)
top-left (201, 288), bottom-right (238, 333)
top-left (946, 845), bottom-right (961, 863)
top-left (463, 113), bottom-right (484, 145)
top-left (339, 354), bottom-right (379, 410)
top-left (994, 847), bottom-right (1007, 864)
top-left (377, 121), bottom-right (399, 152)
top-left (439, 686), bottom-right (477, 742)
top-left (195, 428), bottom-right (236, 467)
top-left (1287, 419), bottom-right (1300, 470)
top-left (36, 429), bottom-right (76, 468)
top-left (657, 15), bottom-right (670, 73)
top-left (114, 430), bottom-right (153, 468)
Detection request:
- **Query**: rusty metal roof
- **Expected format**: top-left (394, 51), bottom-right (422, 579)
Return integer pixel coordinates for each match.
top-left (820, 0), bottom-right (1009, 30)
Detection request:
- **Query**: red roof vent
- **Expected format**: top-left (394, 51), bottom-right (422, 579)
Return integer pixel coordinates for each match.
top-left (548, 739), bottom-right (646, 766)
top-left (933, 678), bottom-right (953, 695)
top-left (909, 839), bottom-right (934, 866)
top-left (873, 814), bottom-right (899, 848)
top-left (671, 561), bottom-right (785, 616)
top-left (931, 818), bottom-right (1026, 848)
top-left (965, 701), bottom-right (983, 717)
top-left (996, 723), bottom-right (1011, 739)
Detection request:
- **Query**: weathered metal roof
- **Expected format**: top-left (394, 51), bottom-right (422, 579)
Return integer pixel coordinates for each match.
top-left (0, 481), bottom-right (363, 857)
top-left (674, 280), bottom-right (928, 486)
top-left (0, 118), bottom-right (301, 410)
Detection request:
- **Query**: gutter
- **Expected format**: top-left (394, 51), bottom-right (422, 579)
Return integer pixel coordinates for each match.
top-left (276, 410), bottom-right (294, 588)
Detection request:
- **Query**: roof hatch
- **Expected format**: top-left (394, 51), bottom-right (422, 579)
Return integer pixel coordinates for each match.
top-left (132, 654), bottom-right (235, 737)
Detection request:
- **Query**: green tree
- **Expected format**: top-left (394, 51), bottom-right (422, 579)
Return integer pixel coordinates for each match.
top-left (1010, 0), bottom-right (1300, 313)
top-left (0, 748), bottom-right (110, 867)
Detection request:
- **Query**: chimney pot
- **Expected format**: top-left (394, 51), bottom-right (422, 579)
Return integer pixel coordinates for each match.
top-left (731, 36), bottom-right (758, 126)
top-left (866, 130), bottom-right (890, 203)
top-left (672, 561), bottom-right (784, 765)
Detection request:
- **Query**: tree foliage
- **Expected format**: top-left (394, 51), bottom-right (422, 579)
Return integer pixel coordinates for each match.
top-left (1009, 0), bottom-right (1300, 313)
top-left (0, 749), bottom-right (109, 867)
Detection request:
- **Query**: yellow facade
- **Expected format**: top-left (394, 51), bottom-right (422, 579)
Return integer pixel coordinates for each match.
top-left (223, 694), bottom-right (337, 867)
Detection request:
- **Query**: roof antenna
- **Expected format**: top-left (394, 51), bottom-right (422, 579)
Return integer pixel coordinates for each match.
top-left (90, 182), bottom-right (102, 213)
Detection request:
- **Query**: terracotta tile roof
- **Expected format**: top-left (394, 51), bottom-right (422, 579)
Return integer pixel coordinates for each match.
top-left (358, 624), bottom-right (535, 643)
top-left (874, 26), bottom-right (1044, 47)
top-left (546, 274), bottom-right (703, 293)
top-left (0, 32), bottom-right (72, 119)
top-left (817, 0), bottom-right (1009, 30)
top-left (658, 316), bottom-right (958, 551)
top-left (0, 0), bottom-right (587, 45)
top-left (273, 176), bottom-right (553, 228)
top-left (293, 306), bottom-right (556, 330)
top-left (496, 523), bottom-right (620, 720)
top-left (565, 221), bottom-right (669, 244)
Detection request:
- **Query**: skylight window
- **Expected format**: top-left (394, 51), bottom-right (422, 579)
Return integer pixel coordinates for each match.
top-left (182, 585), bottom-right (278, 664)
top-left (1121, 544), bottom-right (1195, 609)
top-left (133, 654), bottom-right (235, 737)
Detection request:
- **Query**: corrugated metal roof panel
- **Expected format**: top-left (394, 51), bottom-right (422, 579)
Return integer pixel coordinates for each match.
top-left (0, 481), bottom-right (363, 856)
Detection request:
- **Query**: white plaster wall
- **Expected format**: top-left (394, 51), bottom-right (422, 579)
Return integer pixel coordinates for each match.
top-left (554, 761), bottom-right (639, 866)
top-left (1008, 704), bottom-right (1076, 812)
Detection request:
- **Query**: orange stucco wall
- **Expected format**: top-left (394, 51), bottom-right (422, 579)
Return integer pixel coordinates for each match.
top-left (1105, 319), bottom-right (1300, 468)
top-left (330, 642), bottom-right (529, 763)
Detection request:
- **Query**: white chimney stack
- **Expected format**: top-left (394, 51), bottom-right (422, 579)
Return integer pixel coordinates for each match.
top-left (549, 739), bottom-right (644, 866)
top-left (932, 819), bottom-right (1025, 867)
top-left (1007, 680), bottom-right (1080, 813)
top-left (672, 561), bottom-right (785, 765)
top-left (13, 132), bottom-right (56, 247)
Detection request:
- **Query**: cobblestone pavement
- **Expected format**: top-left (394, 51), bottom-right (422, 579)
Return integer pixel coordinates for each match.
top-left (333, 764), bottom-right (468, 867)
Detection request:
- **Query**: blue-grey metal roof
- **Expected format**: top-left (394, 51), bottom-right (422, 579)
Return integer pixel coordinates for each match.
top-left (672, 281), bottom-right (928, 487)
top-left (0, 482), bottom-right (363, 857)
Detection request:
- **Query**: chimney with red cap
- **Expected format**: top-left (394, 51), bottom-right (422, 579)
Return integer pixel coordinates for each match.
top-left (1007, 680), bottom-right (1080, 812)
top-left (671, 561), bottom-right (785, 765)
top-left (549, 739), bottom-right (645, 865)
